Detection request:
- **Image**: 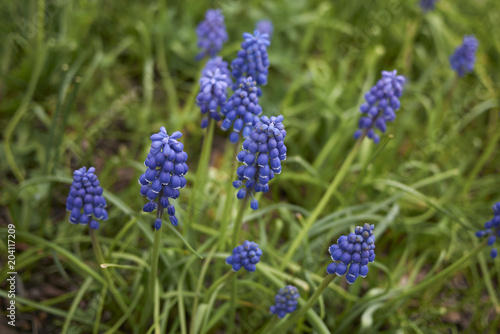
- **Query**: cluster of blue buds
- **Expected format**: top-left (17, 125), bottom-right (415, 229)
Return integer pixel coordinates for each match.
top-left (420, 0), bottom-right (439, 12)
top-left (450, 35), bottom-right (479, 77)
top-left (255, 20), bottom-right (273, 38)
top-left (354, 70), bottom-right (405, 144)
top-left (203, 56), bottom-right (232, 87)
top-left (196, 67), bottom-right (229, 129)
top-left (66, 167), bottom-right (108, 230)
top-left (233, 115), bottom-right (287, 210)
top-left (196, 9), bottom-right (228, 60)
top-left (221, 77), bottom-right (263, 143)
top-left (231, 31), bottom-right (270, 93)
top-left (139, 127), bottom-right (188, 230)
top-left (269, 285), bottom-right (299, 319)
top-left (475, 202), bottom-right (500, 259)
top-left (225, 240), bottom-right (263, 272)
top-left (327, 224), bottom-right (376, 284)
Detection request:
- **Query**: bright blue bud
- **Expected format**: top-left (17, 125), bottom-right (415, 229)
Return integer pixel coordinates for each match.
top-left (140, 127), bottom-right (188, 229)
top-left (66, 167), bottom-right (108, 229)
top-left (232, 115), bottom-right (287, 210)
top-left (327, 224), bottom-right (376, 283)
top-left (226, 241), bottom-right (262, 272)
top-left (270, 285), bottom-right (299, 319)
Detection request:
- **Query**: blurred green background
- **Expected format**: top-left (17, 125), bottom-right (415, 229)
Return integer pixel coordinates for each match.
top-left (1, 0), bottom-right (500, 333)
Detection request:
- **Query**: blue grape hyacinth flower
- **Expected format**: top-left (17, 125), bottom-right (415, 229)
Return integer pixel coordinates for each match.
top-left (354, 70), bottom-right (406, 144)
top-left (196, 68), bottom-right (229, 129)
top-left (270, 285), bottom-right (299, 319)
top-left (221, 77), bottom-right (263, 143)
top-left (139, 127), bottom-right (188, 230)
top-left (66, 167), bottom-right (108, 230)
top-left (196, 9), bottom-right (228, 60)
top-left (420, 0), bottom-right (438, 12)
top-left (255, 20), bottom-right (273, 38)
top-left (475, 202), bottom-right (500, 259)
top-left (225, 240), bottom-right (263, 272)
top-left (203, 56), bottom-right (232, 87)
top-left (327, 223), bottom-right (376, 284)
top-left (233, 115), bottom-right (287, 210)
top-left (450, 35), bottom-right (479, 77)
top-left (231, 31), bottom-right (270, 94)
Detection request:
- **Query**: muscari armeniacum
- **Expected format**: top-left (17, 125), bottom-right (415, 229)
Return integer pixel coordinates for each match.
top-left (354, 70), bottom-right (406, 144)
top-left (225, 240), bottom-right (263, 272)
top-left (269, 285), bottom-right (299, 319)
top-left (420, 0), bottom-right (439, 12)
top-left (139, 127), bottom-right (188, 230)
top-left (327, 223), bottom-right (376, 284)
top-left (476, 202), bottom-right (500, 259)
top-left (196, 9), bottom-right (228, 60)
top-left (196, 66), bottom-right (229, 129)
top-left (221, 77), bottom-right (263, 143)
top-left (66, 167), bottom-right (108, 230)
top-left (255, 20), bottom-right (273, 38)
top-left (450, 35), bottom-right (479, 77)
top-left (231, 31), bottom-right (270, 95)
top-left (232, 115), bottom-right (287, 210)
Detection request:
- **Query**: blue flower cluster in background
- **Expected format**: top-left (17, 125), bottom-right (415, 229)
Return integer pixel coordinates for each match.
top-left (139, 127), bottom-right (188, 230)
top-left (225, 240), bottom-right (263, 272)
top-left (196, 68), bottom-right (229, 129)
top-left (270, 285), bottom-right (299, 318)
top-left (450, 35), bottom-right (479, 77)
top-left (255, 20), bottom-right (273, 38)
top-left (420, 0), bottom-right (439, 12)
top-left (221, 77), bottom-right (263, 143)
top-left (196, 9), bottom-right (228, 60)
top-left (231, 31), bottom-right (270, 93)
top-left (327, 223), bottom-right (376, 284)
top-left (354, 70), bottom-right (406, 144)
top-left (66, 167), bottom-right (108, 230)
top-left (233, 115), bottom-right (287, 210)
top-left (476, 202), bottom-right (500, 258)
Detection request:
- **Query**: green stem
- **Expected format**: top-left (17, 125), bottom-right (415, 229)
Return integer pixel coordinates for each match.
top-left (142, 200), bottom-right (164, 333)
top-left (231, 196), bottom-right (250, 248)
top-left (228, 196), bottom-right (250, 334)
top-left (219, 142), bottom-right (240, 252)
top-left (269, 275), bottom-right (335, 334)
top-left (89, 229), bottom-right (135, 328)
top-left (37, 0), bottom-right (45, 48)
top-left (149, 228), bottom-right (162, 333)
top-left (282, 139), bottom-right (362, 267)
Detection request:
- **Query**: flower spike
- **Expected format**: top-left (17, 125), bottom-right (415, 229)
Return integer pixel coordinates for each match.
top-left (139, 127), bottom-right (188, 230)
top-left (327, 223), bottom-right (376, 284)
top-left (196, 9), bottom-right (228, 60)
top-left (66, 167), bottom-right (108, 230)
top-left (225, 240), bottom-right (262, 272)
top-left (354, 70), bottom-right (406, 143)
top-left (233, 115), bottom-right (287, 209)
top-left (450, 35), bottom-right (479, 77)
top-left (269, 286), bottom-right (299, 318)
top-left (476, 201), bottom-right (500, 259)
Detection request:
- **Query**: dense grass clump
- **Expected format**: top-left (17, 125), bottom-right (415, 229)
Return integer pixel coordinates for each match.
top-left (1, 1), bottom-right (500, 333)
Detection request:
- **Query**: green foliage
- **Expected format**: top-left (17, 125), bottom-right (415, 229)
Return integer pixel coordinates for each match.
top-left (1, 0), bottom-right (500, 333)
